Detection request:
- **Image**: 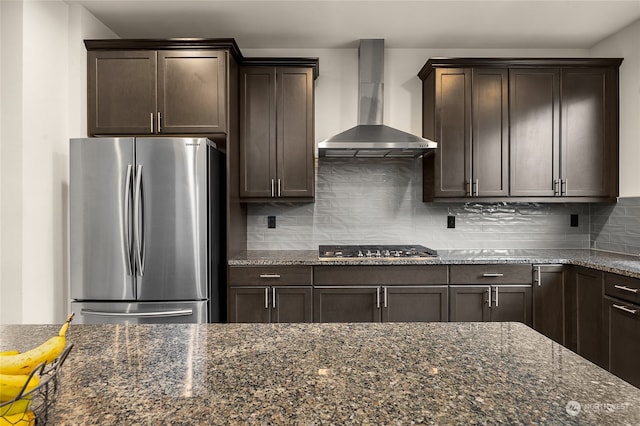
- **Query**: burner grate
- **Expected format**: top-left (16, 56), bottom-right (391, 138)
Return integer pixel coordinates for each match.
top-left (319, 244), bottom-right (438, 259)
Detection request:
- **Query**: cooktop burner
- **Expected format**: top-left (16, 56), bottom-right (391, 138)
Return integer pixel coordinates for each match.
top-left (319, 244), bottom-right (438, 259)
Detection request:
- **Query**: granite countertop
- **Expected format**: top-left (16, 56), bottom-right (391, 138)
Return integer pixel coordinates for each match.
top-left (228, 249), bottom-right (640, 278)
top-left (2, 322), bottom-right (639, 424)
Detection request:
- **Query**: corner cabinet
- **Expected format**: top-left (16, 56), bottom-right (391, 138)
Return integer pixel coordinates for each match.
top-left (239, 60), bottom-right (318, 202)
top-left (86, 39), bottom-right (240, 136)
top-left (419, 58), bottom-right (622, 203)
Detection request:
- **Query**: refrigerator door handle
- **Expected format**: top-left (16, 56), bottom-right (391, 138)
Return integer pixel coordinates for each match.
top-left (123, 164), bottom-right (133, 276)
top-left (81, 308), bottom-right (193, 318)
top-left (133, 164), bottom-right (145, 277)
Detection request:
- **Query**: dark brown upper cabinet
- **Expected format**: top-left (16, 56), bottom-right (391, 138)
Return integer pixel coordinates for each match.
top-left (86, 39), bottom-right (241, 136)
top-left (419, 58), bottom-right (622, 203)
top-left (239, 63), bottom-right (316, 202)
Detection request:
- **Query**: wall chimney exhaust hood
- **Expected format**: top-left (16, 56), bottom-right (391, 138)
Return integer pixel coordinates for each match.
top-left (318, 39), bottom-right (437, 158)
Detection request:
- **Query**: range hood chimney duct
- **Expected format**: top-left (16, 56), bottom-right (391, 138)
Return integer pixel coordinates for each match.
top-left (318, 39), bottom-right (437, 158)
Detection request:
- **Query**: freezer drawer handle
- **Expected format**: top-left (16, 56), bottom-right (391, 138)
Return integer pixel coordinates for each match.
top-left (613, 304), bottom-right (639, 315)
top-left (482, 273), bottom-right (504, 277)
top-left (614, 284), bottom-right (639, 294)
top-left (81, 308), bottom-right (193, 318)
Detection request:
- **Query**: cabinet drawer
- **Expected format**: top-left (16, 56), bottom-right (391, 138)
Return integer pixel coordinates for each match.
top-left (229, 266), bottom-right (312, 286)
top-left (605, 273), bottom-right (640, 305)
top-left (450, 264), bottom-right (532, 284)
top-left (313, 265), bottom-right (448, 286)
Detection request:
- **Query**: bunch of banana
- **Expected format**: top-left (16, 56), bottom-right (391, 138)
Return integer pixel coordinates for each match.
top-left (0, 313), bottom-right (74, 425)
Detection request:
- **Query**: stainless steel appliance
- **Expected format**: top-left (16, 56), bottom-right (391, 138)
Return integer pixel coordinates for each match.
top-left (319, 245), bottom-right (438, 259)
top-left (70, 137), bottom-right (224, 324)
top-left (318, 39), bottom-right (437, 158)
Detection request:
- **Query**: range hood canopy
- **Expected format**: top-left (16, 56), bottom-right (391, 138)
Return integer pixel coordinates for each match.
top-left (318, 39), bottom-right (437, 158)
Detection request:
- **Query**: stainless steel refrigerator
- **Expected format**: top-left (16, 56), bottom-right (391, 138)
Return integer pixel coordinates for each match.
top-left (70, 137), bottom-right (224, 324)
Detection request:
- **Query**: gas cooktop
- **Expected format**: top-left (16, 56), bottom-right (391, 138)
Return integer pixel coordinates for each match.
top-left (318, 244), bottom-right (438, 259)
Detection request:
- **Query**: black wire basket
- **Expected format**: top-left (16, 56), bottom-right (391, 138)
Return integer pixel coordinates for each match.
top-left (0, 344), bottom-right (73, 425)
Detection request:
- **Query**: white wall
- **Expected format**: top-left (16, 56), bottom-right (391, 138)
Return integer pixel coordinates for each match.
top-left (590, 19), bottom-right (640, 198)
top-left (0, 1), bottom-right (116, 324)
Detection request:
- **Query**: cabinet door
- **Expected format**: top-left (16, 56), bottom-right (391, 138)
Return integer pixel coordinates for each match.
top-left (157, 50), bottom-right (227, 134)
top-left (434, 68), bottom-right (471, 197)
top-left (313, 287), bottom-right (380, 323)
top-left (88, 50), bottom-right (157, 135)
top-left (574, 267), bottom-right (607, 368)
top-left (604, 297), bottom-right (640, 388)
top-left (472, 68), bottom-right (509, 197)
top-left (239, 67), bottom-right (277, 198)
top-left (509, 68), bottom-right (560, 196)
top-left (533, 265), bottom-right (567, 345)
top-left (228, 287), bottom-right (270, 323)
top-left (449, 286), bottom-right (490, 322)
top-left (561, 68), bottom-right (614, 197)
top-left (490, 286), bottom-right (532, 325)
top-left (276, 67), bottom-right (314, 198)
top-left (273, 287), bottom-right (312, 323)
top-left (383, 286), bottom-right (448, 322)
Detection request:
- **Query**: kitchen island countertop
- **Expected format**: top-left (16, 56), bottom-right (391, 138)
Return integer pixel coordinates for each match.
top-left (2, 322), bottom-right (639, 424)
top-left (229, 248), bottom-right (640, 278)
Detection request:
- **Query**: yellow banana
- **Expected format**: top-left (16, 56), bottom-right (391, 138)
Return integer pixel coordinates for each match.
top-left (0, 352), bottom-right (18, 357)
top-left (0, 409), bottom-right (35, 426)
top-left (0, 313), bottom-right (74, 376)
top-left (0, 374), bottom-right (39, 403)
top-left (0, 398), bottom-right (31, 416)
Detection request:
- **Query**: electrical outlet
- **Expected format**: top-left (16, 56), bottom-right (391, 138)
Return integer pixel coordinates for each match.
top-left (267, 216), bottom-right (276, 229)
top-left (447, 215), bottom-right (455, 229)
top-left (570, 214), bottom-right (579, 227)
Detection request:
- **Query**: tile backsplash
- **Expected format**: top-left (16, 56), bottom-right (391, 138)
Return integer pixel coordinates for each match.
top-left (246, 158), bottom-right (593, 251)
top-left (591, 197), bottom-right (640, 256)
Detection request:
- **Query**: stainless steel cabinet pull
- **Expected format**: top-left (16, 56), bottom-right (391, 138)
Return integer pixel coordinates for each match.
top-left (553, 179), bottom-right (559, 196)
top-left (613, 304), bottom-right (639, 315)
top-left (259, 274), bottom-right (281, 279)
top-left (150, 113), bottom-right (154, 133)
top-left (272, 287), bottom-right (276, 308)
top-left (561, 179), bottom-right (567, 196)
top-left (277, 179), bottom-right (281, 197)
top-left (474, 178), bottom-right (479, 196)
top-left (264, 287), bottom-right (269, 309)
top-left (614, 284), bottom-right (639, 294)
top-left (482, 273), bottom-right (504, 278)
top-left (486, 287), bottom-right (492, 308)
top-left (376, 287), bottom-right (381, 309)
top-left (536, 266), bottom-right (542, 286)
top-left (157, 112), bottom-right (162, 133)
top-left (494, 286), bottom-right (499, 307)
top-left (123, 164), bottom-right (133, 276)
top-left (384, 287), bottom-right (388, 308)
top-left (271, 179), bottom-right (275, 197)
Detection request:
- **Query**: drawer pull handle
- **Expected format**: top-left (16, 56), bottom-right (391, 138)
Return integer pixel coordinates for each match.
top-left (614, 284), bottom-right (639, 294)
top-left (259, 274), bottom-right (281, 279)
top-left (613, 304), bottom-right (639, 315)
top-left (482, 273), bottom-right (504, 278)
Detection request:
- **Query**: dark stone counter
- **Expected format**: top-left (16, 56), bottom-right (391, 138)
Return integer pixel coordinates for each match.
top-left (229, 249), bottom-right (640, 278)
top-left (2, 322), bottom-right (639, 424)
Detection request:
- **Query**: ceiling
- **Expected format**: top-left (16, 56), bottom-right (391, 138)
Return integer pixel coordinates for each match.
top-left (71, 0), bottom-right (640, 49)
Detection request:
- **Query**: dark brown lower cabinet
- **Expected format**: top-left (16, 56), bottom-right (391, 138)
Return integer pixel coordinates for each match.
top-left (604, 296), bottom-right (640, 388)
top-left (532, 265), bottom-right (568, 345)
top-left (313, 286), bottom-right (449, 323)
top-left (572, 267), bottom-right (607, 369)
top-left (313, 287), bottom-right (380, 322)
top-left (229, 286), bottom-right (312, 323)
top-left (449, 285), bottom-right (532, 324)
top-left (383, 286), bottom-right (448, 322)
